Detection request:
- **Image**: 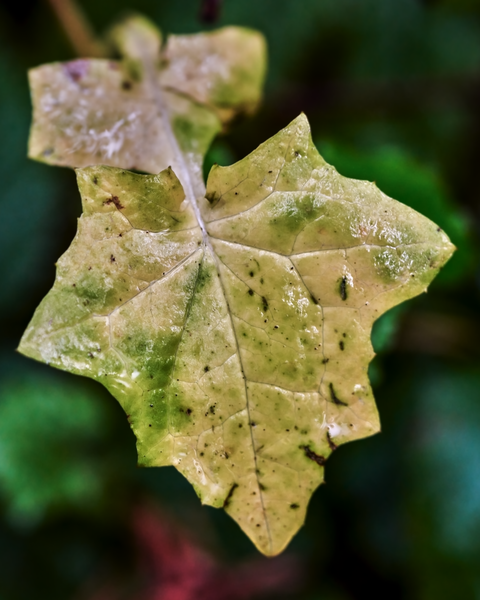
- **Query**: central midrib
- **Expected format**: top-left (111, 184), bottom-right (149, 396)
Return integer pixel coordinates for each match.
top-left (140, 39), bottom-right (272, 551)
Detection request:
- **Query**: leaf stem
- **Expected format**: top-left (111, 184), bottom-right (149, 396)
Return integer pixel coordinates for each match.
top-left (45, 0), bottom-right (107, 57)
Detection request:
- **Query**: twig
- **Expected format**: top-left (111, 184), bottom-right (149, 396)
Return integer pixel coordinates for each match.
top-left (199, 0), bottom-right (224, 23)
top-left (45, 0), bottom-right (107, 57)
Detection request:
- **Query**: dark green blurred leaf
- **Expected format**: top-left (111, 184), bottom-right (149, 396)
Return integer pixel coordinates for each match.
top-left (0, 366), bottom-right (127, 526)
top-left (408, 367), bottom-right (480, 558)
top-left (203, 139), bottom-right (236, 181)
top-left (0, 43), bottom-right (71, 319)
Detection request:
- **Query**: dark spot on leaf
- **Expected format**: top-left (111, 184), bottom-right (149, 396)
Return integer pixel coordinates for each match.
top-left (248, 289), bottom-right (254, 296)
top-left (290, 503), bottom-right (299, 509)
top-left (223, 482), bottom-right (238, 507)
top-left (110, 255), bottom-right (115, 263)
top-left (301, 445), bottom-right (326, 466)
top-left (121, 81), bottom-right (132, 90)
top-left (327, 431), bottom-right (337, 451)
top-left (329, 382), bottom-right (347, 406)
top-left (261, 296), bottom-right (268, 311)
top-left (186, 408), bottom-right (192, 415)
top-left (63, 59), bottom-right (88, 82)
top-left (340, 276), bottom-right (347, 301)
top-left (339, 341), bottom-right (344, 351)
top-left (204, 366), bottom-right (210, 372)
top-left (249, 271), bottom-right (254, 277)
top-left (104, 195), bottom-right (125, 210)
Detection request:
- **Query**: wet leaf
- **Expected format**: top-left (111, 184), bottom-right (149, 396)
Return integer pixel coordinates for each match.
top-left (28, 15), bottom-right (266, 174)
top-left (19, 114), bottom-right (454, 555)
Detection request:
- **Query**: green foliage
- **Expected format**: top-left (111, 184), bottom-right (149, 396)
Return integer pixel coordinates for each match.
top-left (0, 371), bottom-right (117, 524)
top-left (0, 45), bottom-right (69, 317)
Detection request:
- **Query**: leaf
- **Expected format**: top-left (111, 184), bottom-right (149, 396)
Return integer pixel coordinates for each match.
top-left (27, 15), bottom-right (266, 174)
top-left (0, 46), bottom-right (68, 316)
top-left (19, 114), bottom-right (454, 556)
top-left (0, 371), bottom-right (116, 524)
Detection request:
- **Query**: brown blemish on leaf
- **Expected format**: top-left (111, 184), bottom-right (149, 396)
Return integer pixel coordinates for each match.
top-left (340, 276), bottom-right (348, 301)
top-left (63, 60), bottom-right (89, 82)
top-left (300, 445), bottom-right (326, 466)
top-left (223, 482), bottom-right (238, 508)
top-left (329, 383), bottom-right (347, 406)
top-left (326, 431), bottom-right (337, 451)
top-left (104, 195), bottom-right (125, 210)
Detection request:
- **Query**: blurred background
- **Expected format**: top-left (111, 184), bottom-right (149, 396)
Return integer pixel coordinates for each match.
top-left (1, 0), bottom-right (480, 598)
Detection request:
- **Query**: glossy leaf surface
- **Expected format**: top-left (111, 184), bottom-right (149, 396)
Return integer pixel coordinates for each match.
top-left (19, 115), bottom-right (454, 555)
